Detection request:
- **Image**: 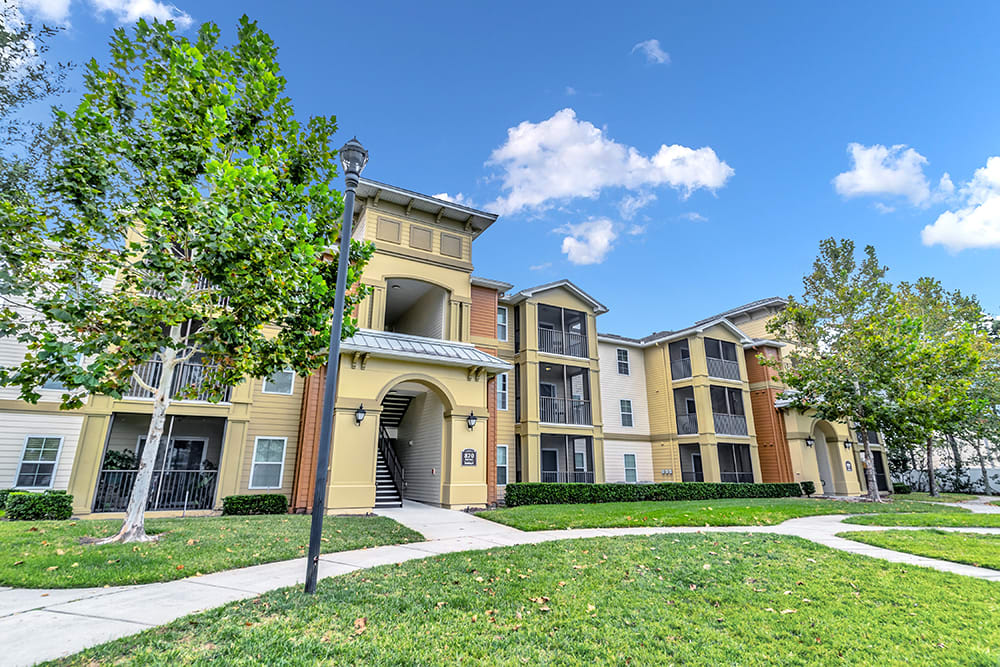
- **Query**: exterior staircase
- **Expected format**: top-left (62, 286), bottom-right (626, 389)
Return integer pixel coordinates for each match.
top-left (374, 448), bottom-right (402, 508)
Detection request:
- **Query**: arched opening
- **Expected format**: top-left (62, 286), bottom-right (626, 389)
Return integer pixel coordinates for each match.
top-left (813, 421), bottom-right (846, 495)
top-left (376, 379), bottom-right (451, 507)
top-left (383, 278), bottom-right (449, 339)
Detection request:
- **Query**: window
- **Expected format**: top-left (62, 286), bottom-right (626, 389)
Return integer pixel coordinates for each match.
top-left (616, 348), bottom-right (630, 375)
top-left (574, 451), bottom-right (586, 471)
top-left (710, 386), bottom-right (744, 415)
top-left (250, 437), bottom-right (287, 489)
top-left (497, 306), bottom-right (508, 341)
top-left (704, 338), bottom-right (738, 362)
top-left (497, 372), bottom-right (508, 410)
top-left (262, 369), bottom-right (295, 395)
top-left (16, 436), bottom-right (63, 488)
top-left (718, 443), bottom-right (754, 483)
top-left (620, 399), bottom-right (634, 427)
top-left (497, 445), bottom-right (508, 486)
top-left (624, 453), bottom-right (637, 483)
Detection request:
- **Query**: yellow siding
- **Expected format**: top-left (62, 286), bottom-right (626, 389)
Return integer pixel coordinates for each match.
top-left (240, 376), bottom-right (305, 496)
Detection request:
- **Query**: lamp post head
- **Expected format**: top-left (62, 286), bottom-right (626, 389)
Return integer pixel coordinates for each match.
top-left (466, 411), bottom-right (477, 430)
top-left (340, 137), bottom-right (369, 181)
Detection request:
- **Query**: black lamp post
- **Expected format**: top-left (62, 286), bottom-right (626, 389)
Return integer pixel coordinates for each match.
top-left (304, 137), bottom-right (368, 595)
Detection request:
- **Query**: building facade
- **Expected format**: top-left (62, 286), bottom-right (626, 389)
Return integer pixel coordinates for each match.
top-left (0, 180), bottom-right (889, 517)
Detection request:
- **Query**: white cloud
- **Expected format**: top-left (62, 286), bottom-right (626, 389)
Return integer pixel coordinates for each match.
top-left (832, 143), bottom-right (945, 206)
top-left (873, 202), bottom-right (895, 214)
top-left (558, 218), bottom-right (617, 265)
top-left (631, 38), bottom-right (669, 65)
top-left (626, 224), bottom-right (646, 236)
top-left (618, 191), bottom-right (656, 219)
top-left (488, 108), bottom-right (733, 215)
top-left (922, 157), bottom-right (1000, 251)
top-left (529, 262), bottom-right (552, 271)
top-left (565, 86), bottom-right (577, 96)
top-left (19, 0), bottom-right (192, 27)
top-left (679, 211), bottom-right (707, 222)
top-left (433, 192), bottom-right (473, 207)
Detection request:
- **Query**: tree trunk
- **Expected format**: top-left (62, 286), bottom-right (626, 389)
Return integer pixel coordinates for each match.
top-left (946, 434), bottom-right (964, 490)
top-left (974, 438), bottom-right (993, 495)
top-left (96, 348), bottom-right (178, 544)
top-left (926, 437), bottom-right (938, 497)
top-left (861, 440), bottom-right (881, 502)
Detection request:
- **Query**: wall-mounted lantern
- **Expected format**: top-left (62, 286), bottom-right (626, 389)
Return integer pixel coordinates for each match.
top-left (805, 437), bottom-right (815, 448)
top-left (843, 439), bottom-right (853, 449)
top-left (354, 404), bottom-right (367, 425)
top-left (466, 411), bottom-right (478, 430)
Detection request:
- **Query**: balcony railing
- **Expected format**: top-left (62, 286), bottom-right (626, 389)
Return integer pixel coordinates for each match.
top-left (720, 471), bottom-right (754, 484)
top-left (540, 396), bottom-right (591, 425)
top-left (707, 357), bottom-right (741, 380)
top-left (713, 413), bottom-right (748, 436)
top-left (144, 276), bottom-right (229, 306)
top-left (93, 469), bottom-right (218, 512)
top-left (676, 413), bottom-right (699, 435)
top-left (540, 471), bottom-right (595, 484)
top-left (538, 328), bottom-right (588, 358)
top-left (127, 358), bottom-right (232, 402)
top-left (670, 358), bottom-right (692, 379)
top-left (681, 471), bottom-right (704, 482)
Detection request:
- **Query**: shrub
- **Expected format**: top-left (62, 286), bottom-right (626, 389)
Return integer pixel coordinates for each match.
top-left (800, 481), bottom-right (816, 497)
top-left (503, 482), bottom-right (803, 508)
top-left (0, 488), bottom-right (12, 509)
top-left (222, 494), bottom-right (288, 515)
top-left (893, 482), bottom-right (911, 495)
top-left (5, 490), bottom-right (74, 520)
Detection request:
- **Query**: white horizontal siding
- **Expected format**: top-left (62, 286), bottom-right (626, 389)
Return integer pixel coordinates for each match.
top-left (0, 410), bottom-right (84, 491)
top-left (396, 392), bottom-right (443, 504)
top-left (603, 439), bottom-right (654, 484)
top-left (597, 341), bottom-right (650, 436)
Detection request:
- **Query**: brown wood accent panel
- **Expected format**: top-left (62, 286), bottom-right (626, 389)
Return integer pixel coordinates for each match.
top-left (291, 366), bottom-right (325, 512)
top-left (750, 387), bottom-right (794, 483)
top-left (471, 286), bottom-right (498, 339)
top-left (409, 225), bottom-right (432, 251)
top-left (376, 217), bottom-right (401, 243)
top-left (440, 232), bottom-right (462, 258)
top-left (745, 346), bottom-right (780, 384)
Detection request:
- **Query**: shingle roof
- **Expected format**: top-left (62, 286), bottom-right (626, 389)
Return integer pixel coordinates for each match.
top-left (692, 296), bottom-right (787, 326)
top-left (342, 330), bottom-right (512, 371)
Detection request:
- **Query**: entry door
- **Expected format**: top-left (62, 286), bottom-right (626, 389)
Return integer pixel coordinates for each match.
top-left (872, 452), bottom-right (889, 492)
top-left (692, 453), bottom-right (704, 482)
top-left (541, 449), bottom-right (558, 483)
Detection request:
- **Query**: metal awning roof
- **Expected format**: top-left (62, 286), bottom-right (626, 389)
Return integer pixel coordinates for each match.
top-left (342, 329), bottom-right (512, 372)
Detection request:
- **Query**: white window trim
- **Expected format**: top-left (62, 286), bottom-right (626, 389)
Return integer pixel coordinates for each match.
top-left (497, 306), bottom-right (508, 342)
top-left (620, 399), bottom-right (634, 428)
top-left (617, 348), bottom-right (630, 375)
top-left (497, 444), bottom-right (508, 486)
top-left (497, 372), bottom-right (509, 411)
top-left (623, 452), bottom-right (637, 483)
top-left (261, 369), bottom-right (295, 396)
top-left (249, 436), bottom-right (288, 490)
top-left (14, 434), bottom-right (65, 490)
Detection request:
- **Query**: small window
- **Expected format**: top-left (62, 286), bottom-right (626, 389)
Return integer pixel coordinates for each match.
top-left (250, 437), bottom-right (287, 489)
top-left (497, 306), bottom-right (508, 341)
top-left (16, 436), bottom-right (63, 488)
top-left (262, 369), bottom-right (295, 395)
top-left (497, 372), bottom-right (508, 411)
top-left (617, 348), bottom-right (630, 375)
top-left (620, 399), bottom-right (634, 427)
top-left (497, 445), bottom-right (508, 486)
top-left (624, 453), bottom-right (637, 483)
top-left (574, 451), bottom-right (586, 471)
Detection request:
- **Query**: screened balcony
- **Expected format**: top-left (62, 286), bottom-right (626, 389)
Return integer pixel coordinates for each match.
top-left (705, 338), bottom-right (741, 380)
top-left (679, 443), bottom-right (704, 482)
top-left (539, 363), bottom-right (591, 425)
top-left (673, 386), bottom-right (698, 435)
top-left (537, 304), bottom-right (588, 358)
top-left (126, 352), bottom-right (232, 402)
top-left (718, 443), bottom-right (754, 483)
top-left (711, 385), bottom-right (747, 436)
top-left (669, 339), bottom-right (692, 380)
top-left (540, 434), bottom-right (595, 483)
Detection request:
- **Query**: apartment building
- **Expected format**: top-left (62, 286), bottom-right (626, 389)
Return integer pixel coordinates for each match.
top-left (1, 179), bottom-right (889, 516)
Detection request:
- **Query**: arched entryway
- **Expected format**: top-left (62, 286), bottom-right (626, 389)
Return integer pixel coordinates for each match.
top-left (813, 421), bottom-right (847, 495)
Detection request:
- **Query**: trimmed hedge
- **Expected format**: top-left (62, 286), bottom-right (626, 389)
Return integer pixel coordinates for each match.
top-left (503, 482), bottom-right (803, 507)
top-left (0, 488), bottom-right (12, 510)
top-left (800, 481), bottom-right (816, 497)
top-left (5, 490), bottom-right (74, 520)
top-left (893, 483), bottom-right (912, 495)
top-left (222, 494), bottom-right (288, 515)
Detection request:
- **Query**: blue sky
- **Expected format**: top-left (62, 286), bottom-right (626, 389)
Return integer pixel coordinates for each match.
top-left (16, 1), bottom-right (1000, 337)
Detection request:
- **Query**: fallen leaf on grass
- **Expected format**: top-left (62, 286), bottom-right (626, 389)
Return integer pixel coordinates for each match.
top-left (12, 561), bottom-right (24, 567)
top-left (781, 609), bottom-right (797, 614)
top-left (46, 566), bottom-right (58, 571)
top-left (353, 617), bottom-right (367, 635)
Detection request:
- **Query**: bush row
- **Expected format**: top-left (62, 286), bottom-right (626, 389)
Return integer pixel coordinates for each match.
top-left (222, 493), bottom-right (288, 515)
top-left (503, 481), bottom-right (804, 507)
top-left (3, 490), bottom-right (74, 520)
top-left (893, 482), bottom-right (912, 494)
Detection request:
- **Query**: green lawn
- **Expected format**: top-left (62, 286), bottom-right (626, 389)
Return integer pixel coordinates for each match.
top-left (0, 514), bottom-right (422, 588)
top-left (843, 512), bottom-right (1000, 527)
top-left (478, 497), bottom-right (964, 531)
top-left (47, 534), bottom-right (1000, 666)
top-left (838, 530), bottom-right (1000, 571)
top-left (900, 492), bottom-right (981, 503)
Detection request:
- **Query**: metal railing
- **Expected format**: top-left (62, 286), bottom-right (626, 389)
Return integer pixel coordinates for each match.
top-left (126, 358), bottom-right (232, 402)
top-left (540, 470), bottom-right (595, 484)
top-left (707, 357), bottom-right (741, 380)
top-left (681, 471), bottom-right (704, 482)
top-left (676, 413), bottom-right (699, 435)
top-left (720, 471), bottom-right (754, 484)
top-left (93, 469), bottom-right (218, 512)
top-left (537, 328), bottom-right (588, 358)
top-left (713, 412), bottom-right (748, 436)
top-left (379, 424), bottom-right (406, 494)
top-left (539, 396), bottom-right (591, 425)
top-left (670, 358), bottom-right (692, 379)
top-left (144, 276), bottom-right (229, 306)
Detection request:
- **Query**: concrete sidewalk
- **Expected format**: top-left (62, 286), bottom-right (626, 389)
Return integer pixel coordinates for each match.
top-left (2, 498), bottom-right (999, 666)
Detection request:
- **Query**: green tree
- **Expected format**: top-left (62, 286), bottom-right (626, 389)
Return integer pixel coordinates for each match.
top-left (0, 18), bottom-right (373, 543)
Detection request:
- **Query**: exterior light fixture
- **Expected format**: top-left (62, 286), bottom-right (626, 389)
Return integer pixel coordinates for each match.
top-left (466, 411), bottom-right (478, 430)
top-left (805, 437), bottom-right (815, 448)
top-left (843, 440), bottom-right (853, 449)
top-left (339, 137), bottom-right (369, 177)
top-left (354, 404), bottom-right (366, 425)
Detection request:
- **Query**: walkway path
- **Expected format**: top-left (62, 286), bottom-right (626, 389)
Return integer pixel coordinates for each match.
top-left (2, 497), bottom-right (998, 666)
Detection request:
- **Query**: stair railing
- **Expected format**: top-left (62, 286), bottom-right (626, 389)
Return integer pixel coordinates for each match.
top-left (379, 424), bottom-right (406, 496)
